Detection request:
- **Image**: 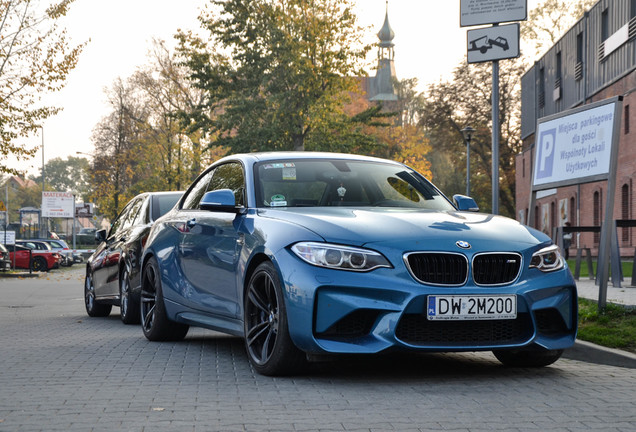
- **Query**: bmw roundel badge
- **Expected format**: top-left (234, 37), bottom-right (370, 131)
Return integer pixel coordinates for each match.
top-left (456, 240), bottom-right (471, 249)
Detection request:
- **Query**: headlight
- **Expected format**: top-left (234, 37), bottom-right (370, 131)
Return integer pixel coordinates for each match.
top-left (291, 242), bottom-right (392, 272)
top-left (529, 245), bottom-right (564, 272)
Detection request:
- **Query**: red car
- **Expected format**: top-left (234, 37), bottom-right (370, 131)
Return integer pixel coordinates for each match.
top-left (5, 244), bottom-right (61, 272)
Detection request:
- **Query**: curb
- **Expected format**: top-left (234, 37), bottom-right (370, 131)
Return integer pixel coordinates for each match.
top-left (563, 339), bottom-right (636, 369)
top-left (0, 272), bottom-right (41, 279)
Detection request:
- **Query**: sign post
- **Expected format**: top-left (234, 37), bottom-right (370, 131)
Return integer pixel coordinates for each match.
top-left (460, 0), bottom-right (526, 214)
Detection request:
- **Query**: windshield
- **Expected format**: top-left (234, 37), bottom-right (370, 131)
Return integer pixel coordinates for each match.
top-left (255, 159), bottom-right (454, 211)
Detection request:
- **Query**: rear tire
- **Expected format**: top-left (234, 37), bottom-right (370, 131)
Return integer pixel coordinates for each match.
top-left (84, 271), bottom-right (112, 317)
top-left (31, 256), bottom-right (47, 272)
top-left (244, 261), bottom-right (305, 376)
top-left (140, 256), bottom-right (189, 341)
top-left (493, 347), bottom-right (563, 367)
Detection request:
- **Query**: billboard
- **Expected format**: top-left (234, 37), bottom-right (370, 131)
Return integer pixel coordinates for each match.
top-left (532, 98), bottom-right (621, 191)
top-left (42, 192), bottom-right (74, 218)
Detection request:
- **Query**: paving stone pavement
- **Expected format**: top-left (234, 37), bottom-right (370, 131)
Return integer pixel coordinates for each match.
top-left (1, 267), bottom-right (635, 432)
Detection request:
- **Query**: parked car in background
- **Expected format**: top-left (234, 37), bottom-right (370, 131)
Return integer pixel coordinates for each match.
top-left (138, 152), bottom-right (577, 376)
top-left (30, 238), bottom-right (76, 267)
top-left (15, 240), bottom-right (63, 270)
top-left (0, 244), bottom-right (11, 270)
top-left (76, 228), bottom-right (97, 246)
top-left (84, 191), bottom-right (183, 324)
top-left (5, 244), bottom-right (61, 271)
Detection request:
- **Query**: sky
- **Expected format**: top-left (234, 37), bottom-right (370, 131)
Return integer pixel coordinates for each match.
top-left (11, 0), bottom-right (543, 177)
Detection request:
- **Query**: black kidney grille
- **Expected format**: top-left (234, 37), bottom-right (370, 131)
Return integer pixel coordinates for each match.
top-left (472, 253), bottom-right (522, 285)
top-left (395, 313), bottom-right (533, 347)
top-left (405, 253), bottom-right (468, 285)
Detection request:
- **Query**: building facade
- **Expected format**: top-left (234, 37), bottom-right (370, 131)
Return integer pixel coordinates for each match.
top-left (517, 0), bottom-right (636, 256)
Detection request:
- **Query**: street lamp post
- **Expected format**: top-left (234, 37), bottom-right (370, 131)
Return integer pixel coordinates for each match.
top-left (36, 125), bottom-right (45, 237)
top-left (461, 126), bottom-right (475, 197)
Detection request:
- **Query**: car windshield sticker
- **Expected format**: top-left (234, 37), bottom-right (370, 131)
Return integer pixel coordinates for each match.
top-left (282, 167), bottom-right (296, 180)
top-left (263, 163), bottom-right (296, 169)
top-left (270, 194), bottom-right (287, 207)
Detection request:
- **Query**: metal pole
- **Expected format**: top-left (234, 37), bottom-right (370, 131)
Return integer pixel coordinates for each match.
top-left (492, 59), bottom-right (499, 215)
top-left (40, 126), bottom-right (45, 238)
top-left (466, 137), bottom-right (470, 196)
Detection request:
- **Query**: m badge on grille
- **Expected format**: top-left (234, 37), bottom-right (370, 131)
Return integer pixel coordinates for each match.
top-left (456, 240), bottom-right (471, 249)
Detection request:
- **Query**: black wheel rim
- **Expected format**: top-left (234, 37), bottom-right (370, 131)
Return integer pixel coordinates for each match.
top-left (120, 271), bottom-right (130, 318)
top-left (246, 271), bottom-right (279, 366)
top-left (141, 264), bottom-right (157, 334)
top-left (32, 258), bottom-right (44, 272)
top-left (85, 274), bottom-right (94, 311)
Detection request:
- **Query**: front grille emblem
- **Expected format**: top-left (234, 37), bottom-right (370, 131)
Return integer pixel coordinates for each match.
top-left (456, 240), bottom-right (471, 249)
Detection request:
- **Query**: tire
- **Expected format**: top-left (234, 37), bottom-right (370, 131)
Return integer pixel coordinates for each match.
top-left (493, 347), bottom-right (564, 367)
top-left (84, 270), bottom-right (112, 317)
top-left (120, 267), bottom-right (140, 325)
top-left (140, 256), bottom-right (189, 341)
top-left (31, 256), bottom-right (47, 272)
top-left (244, 261), bottom-right (305, 376)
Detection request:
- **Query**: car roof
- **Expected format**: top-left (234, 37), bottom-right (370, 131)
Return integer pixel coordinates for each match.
top-left (215, 151), bottom-right (404, 167)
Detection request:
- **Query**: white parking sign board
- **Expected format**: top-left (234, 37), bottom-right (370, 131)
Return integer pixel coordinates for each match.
top-left (532, 99), bottom-right (620, 190)
top-left (460, 0), bottom-right (527, 27)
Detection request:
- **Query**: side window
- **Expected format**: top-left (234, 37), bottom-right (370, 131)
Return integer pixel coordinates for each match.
top-left (125, 198), bottom-right (145, 228)
top-left (182, 170), bottom-right (215, 210)
top-left (208, 162), bottom-right (246, 207)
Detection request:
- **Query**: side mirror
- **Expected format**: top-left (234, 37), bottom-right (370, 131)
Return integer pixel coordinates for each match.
top-left (200, 189), bottom-right (242, 213)
top-left (453, 194), bottom-right (479, 212)
top-left (95, 229), bottom-right (107, 243)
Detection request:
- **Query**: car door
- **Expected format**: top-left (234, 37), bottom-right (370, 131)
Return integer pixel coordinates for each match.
top-left (94, 197), bottom-right (144, 298)
top-left (177, 162), bottom-right (246, 319)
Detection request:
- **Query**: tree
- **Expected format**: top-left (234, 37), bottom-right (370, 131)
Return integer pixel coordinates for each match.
top-left (420, 59), bottom-right (525, 216)
top-left (0, 0), bottom-right (84, 174)
top-left (90, 78), bottom-right (148, 220)
top-left (177, 0), bottom-right (371, 153)
top-left (29, 156), bottom-right (90, 201)
top-left (521, 0), bottom-right (597, 58)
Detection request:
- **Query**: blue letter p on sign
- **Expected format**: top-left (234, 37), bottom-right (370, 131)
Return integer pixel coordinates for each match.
top-left (536, 129), bottom-right (556, 179)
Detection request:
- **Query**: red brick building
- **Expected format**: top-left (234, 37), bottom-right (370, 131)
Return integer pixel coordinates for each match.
top-left (516, 0), bottom-right (636, 257)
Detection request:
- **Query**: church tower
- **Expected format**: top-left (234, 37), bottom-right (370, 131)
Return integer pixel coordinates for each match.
top-left (369, 1), bottom-right (398, 102)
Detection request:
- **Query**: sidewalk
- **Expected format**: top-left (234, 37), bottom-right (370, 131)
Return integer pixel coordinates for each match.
top-left (575, 277), bottom-right (636, 307)
top-left (564, 278), bottom-right (636, 368)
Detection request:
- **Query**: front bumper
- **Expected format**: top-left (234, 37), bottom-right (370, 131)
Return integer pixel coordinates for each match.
top-left (277, 251), bottom-right (577, 355)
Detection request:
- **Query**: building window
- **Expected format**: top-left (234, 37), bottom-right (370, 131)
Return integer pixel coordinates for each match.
top-left (626, 105), bottom-right (630, 134)
top-left (534, 205), bottom-right (539, 229)
top-left (622, 184), bottom-right (631, 243)
top-left (575, 33), bottom-right (584, 81)
top-left (551, 201), bottom-right (556, 238)
top-left (570, 196), bottom-right (576, 226)
top-left (632, 0), bottom-right (636, 18)
top-left (522, 158), bottom-right (525, 178)
top-left (602, 9), bottom-right (609, 41)
top-left (594, 191), bottom-right (601, 244)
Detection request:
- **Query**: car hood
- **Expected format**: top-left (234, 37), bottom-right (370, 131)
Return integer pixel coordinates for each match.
top-left (258, 207), bottom-right (549, 250)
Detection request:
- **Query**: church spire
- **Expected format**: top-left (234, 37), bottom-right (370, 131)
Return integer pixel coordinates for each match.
top-left (369, 0), bottom-right (397, 102)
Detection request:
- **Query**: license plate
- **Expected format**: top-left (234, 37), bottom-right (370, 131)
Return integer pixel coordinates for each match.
top-left (426, 295), bottom-right (517, 321)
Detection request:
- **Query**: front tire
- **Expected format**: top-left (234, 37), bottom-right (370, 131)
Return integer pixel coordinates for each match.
top-left (140, 256), bottom-right (188, 341)
top-left (244, 261), bottom-right (305, 376)
top-left (84, 271), bottom-right (112, 317)
top-left (493, 347), bottom-right (564, 367)
top-left (120, 268), bottom-right (140, 325)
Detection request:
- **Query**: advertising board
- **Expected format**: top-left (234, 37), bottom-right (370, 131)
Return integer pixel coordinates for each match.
top-left (42, 192), bottom-right (75, 218)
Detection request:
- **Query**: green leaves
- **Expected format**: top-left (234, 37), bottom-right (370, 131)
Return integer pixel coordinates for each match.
top-left (178, 0), bottom-right (371, 153)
